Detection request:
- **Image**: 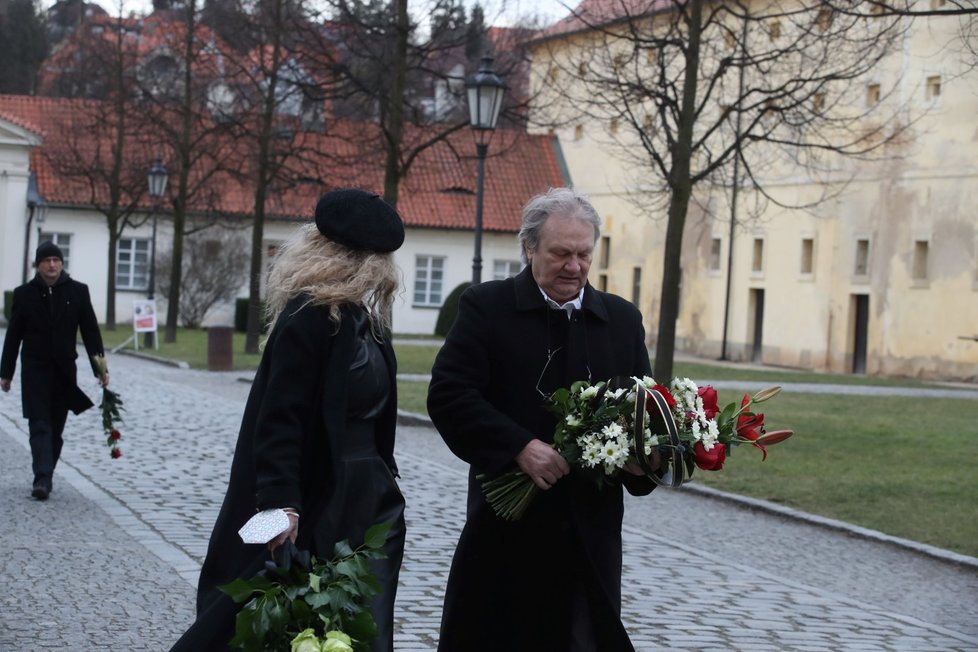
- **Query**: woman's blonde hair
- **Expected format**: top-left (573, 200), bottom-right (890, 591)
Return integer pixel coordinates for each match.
top-left (264, 223), bottom-right (400, 337)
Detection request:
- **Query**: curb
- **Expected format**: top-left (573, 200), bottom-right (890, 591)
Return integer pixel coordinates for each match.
top-left (395, 410), bottom-right (978, 571)
top-left (115, 348), bottom-right (190, 369)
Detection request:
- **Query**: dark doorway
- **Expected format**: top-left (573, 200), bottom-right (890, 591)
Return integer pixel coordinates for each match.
top-left (749, 289), bottom-right (765, 364)
top-left (852, 294), bottom-right (869, 374)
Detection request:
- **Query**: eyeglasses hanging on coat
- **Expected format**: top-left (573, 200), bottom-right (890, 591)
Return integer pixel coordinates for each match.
top-left (535, 307), bottom-right (592, 401)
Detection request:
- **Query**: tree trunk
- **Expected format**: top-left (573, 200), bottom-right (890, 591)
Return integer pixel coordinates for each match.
top-left (382, 0), bottom-right (409, 207)
top-left (164, 0), bottom-right (197, 344)
top-left (653, 0), bottom-right (703, 383)
top-left (105, 213), bottom-right (119, 330)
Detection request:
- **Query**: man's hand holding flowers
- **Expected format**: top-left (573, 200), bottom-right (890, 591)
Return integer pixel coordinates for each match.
top-left (516, 439), bottom-right (570, 490)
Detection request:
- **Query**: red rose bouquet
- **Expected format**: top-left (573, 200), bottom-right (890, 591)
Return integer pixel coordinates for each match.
top-left (479, 376), bottom-right (792, 520)
top-left (92, 355), bottom-right (123, 459)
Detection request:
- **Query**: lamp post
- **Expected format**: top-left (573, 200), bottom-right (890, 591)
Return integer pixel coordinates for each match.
top-left (144, 158), bottom-right (168, 348)
top-left (23, 173), bottom-right (48, 284)
top-left (465, 56), bottom-right (506, 285)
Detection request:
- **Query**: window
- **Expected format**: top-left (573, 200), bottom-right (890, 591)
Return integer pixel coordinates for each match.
top-left (574, 124), bottom-right (584, 141)
top-left (599, 236), bottom-right (611, 268)
top-left (724, 31), bottom-right (736, 50)
top-left (609, 117), bottom-right (619, 134)
top-left (801, 238), bottom-right (814, 275)
top-left (926, 75), bottom-right (942, 102)
top-left (492, 260), bottom-right (522, 280)
top-left (631, 267), bottom-right (641, 306)
top-left (912, 240), bottom-right (929, 281)
top-left (578, 60), bottom-right (588, 76)
top-left (813, 92), bottom-right (826, 111)
top-left (709, 237), bottom-right (722, 272)
top-left (647, 48), bottom-right (658, 64)
top-left (613, 53), bottom-right (625, 73)
top-left (931, 0), bottom-right (946, 7)
top-left (854, 239), bottom-right (870, 276)
top-left (643, 111), bottom-right (655, 131)
top-left (117, 238), bottom-right (151, 290)
top-left (866, 83), bottom-right (881, 107)
top-left (869, 2), bottom-right (885, 15)
top-left (751, 238), bottom-right (764, 273)
top-left (39, 232), bottom-right (71, 271)
top-left (413, 255), bottom-right (445, 306)
top-left (767, 19), bottom-right (781, 40)
top-left (598, 274), bottom-right (608, 292)
top-left (548, 64), bottom-right (559, 82)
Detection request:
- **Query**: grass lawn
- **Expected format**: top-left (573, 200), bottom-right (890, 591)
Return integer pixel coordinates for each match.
top-left (101, 325), bottom-right (264, 371)
top-left (99, 329), bottom-right (978, 557)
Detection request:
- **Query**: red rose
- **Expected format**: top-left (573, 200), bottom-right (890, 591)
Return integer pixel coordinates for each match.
top-left (110, 430), bottom-right (122, 441)
top-left (650, 385), bottom-right (677, 408)
top-left (693, 441), bottom-right (726, 471)
top-left (110, 448), bottom-right (122, 459)
top-left (697, 386), bottom-right (720, 420)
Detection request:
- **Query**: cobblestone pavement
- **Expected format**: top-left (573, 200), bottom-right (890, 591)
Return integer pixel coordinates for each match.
top-left (1, 347), bottom-right (976, 651)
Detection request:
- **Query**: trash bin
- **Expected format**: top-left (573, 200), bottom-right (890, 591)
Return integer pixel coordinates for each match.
top-left (208, 326), bottom-right (233, 371)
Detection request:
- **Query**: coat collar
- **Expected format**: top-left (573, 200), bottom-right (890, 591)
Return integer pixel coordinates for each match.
top-left (512, 267), bottom-right (608, 322)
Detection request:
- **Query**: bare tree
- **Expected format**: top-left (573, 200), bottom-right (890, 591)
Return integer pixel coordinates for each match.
top-left (306, 0), bottom-right (538, 208)
top-left (136, 1), bottom-right (236, 343)
top-left (533, 0), bottom-right (913, 380)
top-left (37, 2), bottom-right (153, 329)
top-left (155, 227), bottom-right (249, 327)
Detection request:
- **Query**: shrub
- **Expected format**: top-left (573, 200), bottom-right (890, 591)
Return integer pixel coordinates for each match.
top-left (434, 282), bottom-right (471, 337)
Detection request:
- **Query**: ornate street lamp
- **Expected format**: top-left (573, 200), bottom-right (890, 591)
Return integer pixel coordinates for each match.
top-left (144, 158), bottom-right (168, 348)
top-left (465, 55), bottom-right (506, 285)
top-left (23, 172), bottom-right (48, 284)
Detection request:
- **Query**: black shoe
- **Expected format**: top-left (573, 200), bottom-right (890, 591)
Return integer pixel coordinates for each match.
top-left (31, 483), bottom-right (49, 500)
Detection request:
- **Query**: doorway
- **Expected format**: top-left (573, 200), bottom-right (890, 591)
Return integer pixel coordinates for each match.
top-left (852, 294), bottom-right (869, 374)
top-left (748, 289), bottom-right (764, 364)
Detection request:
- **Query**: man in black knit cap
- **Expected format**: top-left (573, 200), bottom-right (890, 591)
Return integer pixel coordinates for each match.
top-left (1, 241), bottom-right (108, 500)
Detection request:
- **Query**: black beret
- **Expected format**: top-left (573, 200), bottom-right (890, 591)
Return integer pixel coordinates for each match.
top-left (314, 189), bottom-right (405, 253)
top-left (35, 241), bottom-right (64, 264)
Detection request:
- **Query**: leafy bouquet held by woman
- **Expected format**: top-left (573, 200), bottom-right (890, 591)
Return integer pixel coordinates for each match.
top-left (480, 375), bottom-right (793, 520)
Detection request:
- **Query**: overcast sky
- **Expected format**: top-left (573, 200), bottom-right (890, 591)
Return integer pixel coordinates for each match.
top-left (59, 0), bottom-right (576, 28)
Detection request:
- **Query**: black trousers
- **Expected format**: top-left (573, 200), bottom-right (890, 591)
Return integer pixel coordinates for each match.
top-left (28, 406), bottom-right (69, 488)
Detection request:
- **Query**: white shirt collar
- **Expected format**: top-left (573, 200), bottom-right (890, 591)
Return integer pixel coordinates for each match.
top-left (539, 286), bottom-right (584, 319)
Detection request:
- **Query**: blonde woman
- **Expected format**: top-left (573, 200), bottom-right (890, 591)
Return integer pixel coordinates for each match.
top-left (171, 189), bottom-right (406, 652)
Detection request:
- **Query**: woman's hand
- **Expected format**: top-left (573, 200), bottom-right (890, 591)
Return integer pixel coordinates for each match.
top-left (267, 511), bottom-right (299, 553)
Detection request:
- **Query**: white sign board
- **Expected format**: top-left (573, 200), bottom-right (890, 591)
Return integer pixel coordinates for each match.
top-left (133, 299), bottom-right (158, 334)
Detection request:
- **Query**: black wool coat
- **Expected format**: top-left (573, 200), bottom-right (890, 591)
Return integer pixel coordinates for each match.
top-left (170, 299), bottom-right (402, 652)
top-left (427, 268), bottom-right (654, 652)
top-left (1, 273), bottom-right (104, 418)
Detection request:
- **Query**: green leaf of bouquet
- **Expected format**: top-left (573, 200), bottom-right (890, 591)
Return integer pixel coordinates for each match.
top-left (308, 572), bottom-right (322, 592)
top-left (335, 559), bottom-right (359, 579)
top-left (362, 522), bottom-right (392, 550)
top-left (345, 608), bottom-right (379, 642)
top-left (334, 539), bottom-right (354, 558)
top-left (220, 577), bottom-right (264, 603)
top-left (304, 590), bottom-right (333, 610)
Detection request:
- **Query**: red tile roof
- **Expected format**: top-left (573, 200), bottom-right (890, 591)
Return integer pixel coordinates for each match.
top-left (0, 94), bottom-right (566, 233)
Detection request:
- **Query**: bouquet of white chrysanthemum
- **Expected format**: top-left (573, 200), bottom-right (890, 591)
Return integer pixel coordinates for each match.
top-left (479, 376), bottom-right (793, 521)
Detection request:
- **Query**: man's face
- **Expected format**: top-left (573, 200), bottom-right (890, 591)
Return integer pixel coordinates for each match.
top-left (37, 256), bottom-right (63, 286)
top-left (527, 214), bottom-right (595, 304)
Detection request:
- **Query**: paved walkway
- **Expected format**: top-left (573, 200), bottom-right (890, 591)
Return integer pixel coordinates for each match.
top-left (1, 349), bottom-right (976, 651)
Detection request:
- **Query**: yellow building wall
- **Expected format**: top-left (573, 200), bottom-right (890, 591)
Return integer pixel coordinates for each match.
top-left (529, 7), bottom-right (978, 381)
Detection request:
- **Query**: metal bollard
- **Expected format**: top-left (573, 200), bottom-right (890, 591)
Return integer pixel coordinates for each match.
top-left (207, 326), bottom-right (233, 371)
